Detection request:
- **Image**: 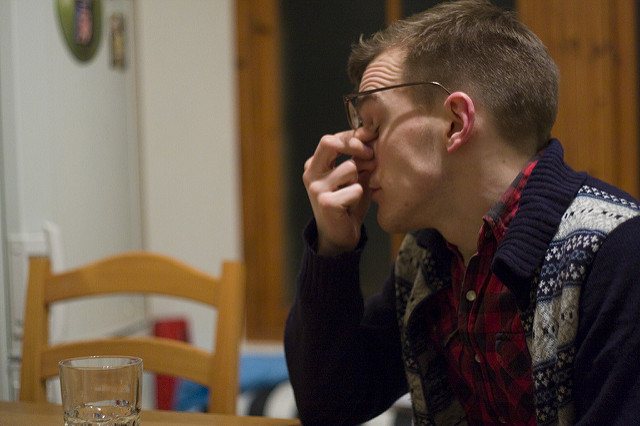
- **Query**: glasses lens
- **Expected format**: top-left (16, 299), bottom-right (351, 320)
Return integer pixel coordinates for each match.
top-left (348, 99), bottom-right (362, 129)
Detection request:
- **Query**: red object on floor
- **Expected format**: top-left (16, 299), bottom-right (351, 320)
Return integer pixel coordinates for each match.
top-left (153, 318), bottom-right (189, 410)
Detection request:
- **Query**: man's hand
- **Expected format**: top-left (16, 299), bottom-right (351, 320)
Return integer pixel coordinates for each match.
top-left (303, 127), bottom-right (376, 256)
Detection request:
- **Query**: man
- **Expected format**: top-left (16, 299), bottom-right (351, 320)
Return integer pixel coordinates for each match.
top-left (284, 1), bottom-right (640, 424)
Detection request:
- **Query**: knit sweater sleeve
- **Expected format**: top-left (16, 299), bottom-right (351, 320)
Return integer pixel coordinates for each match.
top-left (284, 219), bottom-right (408, 425)
top-left (573, 215), bottom-right (640, 424)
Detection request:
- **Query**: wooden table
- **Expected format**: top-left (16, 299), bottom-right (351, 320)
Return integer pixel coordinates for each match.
top-left (0, 400), bottom-right (301, 425)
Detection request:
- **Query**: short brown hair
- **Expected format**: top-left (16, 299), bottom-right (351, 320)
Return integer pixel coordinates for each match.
top-left (347, 0), bottom-right (559, 149)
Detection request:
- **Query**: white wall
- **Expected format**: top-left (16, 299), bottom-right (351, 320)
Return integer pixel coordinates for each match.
top-left (133, 0), bottom-right (240, 350)
top-left (0, 0), bottom-right (145, 399)
top-left (1, 0), bottom-right (142, 261)
top-left (0, 0), bottom-right (240, 397)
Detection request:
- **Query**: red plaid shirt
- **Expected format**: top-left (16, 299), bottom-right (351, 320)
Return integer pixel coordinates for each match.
top-left (425, 159), bottom-right (538, 425)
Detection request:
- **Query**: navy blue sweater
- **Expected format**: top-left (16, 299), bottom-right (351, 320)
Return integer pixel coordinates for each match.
top-left (285, 140), bottom-right (640, 425)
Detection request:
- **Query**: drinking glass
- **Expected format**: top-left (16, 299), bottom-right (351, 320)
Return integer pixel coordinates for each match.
top-left (59, 356), bottom-right (142, 426)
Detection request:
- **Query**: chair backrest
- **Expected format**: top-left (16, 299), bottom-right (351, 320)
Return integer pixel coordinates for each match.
top-left (19, 251), bottom-right (245, 414)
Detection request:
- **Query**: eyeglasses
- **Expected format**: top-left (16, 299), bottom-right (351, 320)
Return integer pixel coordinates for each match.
top-left (343, 81), bottom-right (451, 130)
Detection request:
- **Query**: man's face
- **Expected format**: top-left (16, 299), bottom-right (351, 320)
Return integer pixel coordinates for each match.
top-left (356, 49), bottom-right (452, 233)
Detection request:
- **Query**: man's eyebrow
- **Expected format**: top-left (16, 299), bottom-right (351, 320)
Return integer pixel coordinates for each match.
top-left (355, 92), bottom-right (380, 109)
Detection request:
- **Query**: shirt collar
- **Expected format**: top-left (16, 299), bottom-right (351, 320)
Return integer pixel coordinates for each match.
top-left (482, 152), bottom-right (543, 244)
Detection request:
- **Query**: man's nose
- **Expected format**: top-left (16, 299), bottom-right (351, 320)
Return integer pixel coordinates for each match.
top-left (354, 154), bottom-right (375, 174)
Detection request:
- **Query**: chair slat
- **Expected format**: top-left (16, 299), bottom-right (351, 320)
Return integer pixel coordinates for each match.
top-left (19, 252), bottom-right (245, 415)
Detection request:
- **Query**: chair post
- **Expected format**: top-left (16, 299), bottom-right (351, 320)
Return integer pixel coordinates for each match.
top-left (208, 261), bottom-right (245, 414)
top-left (19, 257), bottom-right (52, 402)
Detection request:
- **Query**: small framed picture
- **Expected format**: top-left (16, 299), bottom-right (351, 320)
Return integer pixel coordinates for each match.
top-left (110, 13), bottom-right (125, 69)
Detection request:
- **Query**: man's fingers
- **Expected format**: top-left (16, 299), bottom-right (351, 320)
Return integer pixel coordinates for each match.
top-left (306, 159), bottom-right (359, 197)
top-left (306, 131), bottom-right (373, 176)
top-left (316, 183), bottom-right (364, 215)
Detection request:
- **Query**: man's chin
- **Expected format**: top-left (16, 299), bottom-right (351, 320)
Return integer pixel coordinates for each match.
top-left (376, 211), bottom-right (405, 234)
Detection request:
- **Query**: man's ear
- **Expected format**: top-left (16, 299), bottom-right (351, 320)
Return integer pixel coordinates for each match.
top-left (445, 92), bottom-right (475, 153)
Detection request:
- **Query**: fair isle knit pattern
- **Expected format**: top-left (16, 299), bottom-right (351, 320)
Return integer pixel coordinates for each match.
top-left (394, 185), bottom-right (640, 426)
top-left (395, 232), bottom-right (467, 426)
top-left (530, 185), bottom-right (640, 425)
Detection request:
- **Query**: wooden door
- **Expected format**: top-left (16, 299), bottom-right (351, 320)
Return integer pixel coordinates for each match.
top-left (518, 0), bottom-right (639, 197)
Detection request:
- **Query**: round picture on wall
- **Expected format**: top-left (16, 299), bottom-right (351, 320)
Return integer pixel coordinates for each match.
top-left (56, 0), bottom-right (102, 62)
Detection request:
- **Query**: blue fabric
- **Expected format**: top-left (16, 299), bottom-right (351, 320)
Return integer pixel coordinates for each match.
top-left (174, 380), bottom-right (208, 412)
top-left (239, 353), bottom-right (290, 392)
top-left (174, 352), bottom-right (289, 412)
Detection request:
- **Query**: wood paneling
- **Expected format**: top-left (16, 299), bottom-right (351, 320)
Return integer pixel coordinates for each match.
top-left (236, 0), bottom-right (288, 340)
top-left (517, 0), bottom-right (639, 197)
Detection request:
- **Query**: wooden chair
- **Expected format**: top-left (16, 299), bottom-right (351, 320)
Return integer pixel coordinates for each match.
top-left (19, 252), bottom-right (245, 414)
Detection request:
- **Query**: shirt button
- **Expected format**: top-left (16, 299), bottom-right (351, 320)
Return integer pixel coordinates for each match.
top-left (474, 354), bottom-right (481, 363)
top-left (465, 290), bottom-right (477, 302)
top-left (498, 417), bottom-right (507, 424)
